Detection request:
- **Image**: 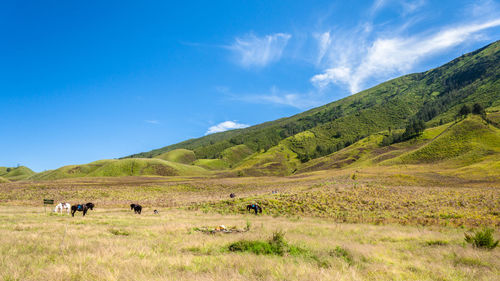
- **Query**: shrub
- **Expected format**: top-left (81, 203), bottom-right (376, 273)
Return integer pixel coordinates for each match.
top-left (464, 228), bottom-right (499, 249)
top-left (330, 246), bottom-right (353, 265)
top-left (228, 231), bottom-right (288, 256)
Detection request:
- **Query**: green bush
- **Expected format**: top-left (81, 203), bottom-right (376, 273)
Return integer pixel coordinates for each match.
top-left (330, 246), bottom-right (353, 265)
top-left (228, 231), bottom-right (288, 256)
top-left (464, 228), bottom-right (499, 249)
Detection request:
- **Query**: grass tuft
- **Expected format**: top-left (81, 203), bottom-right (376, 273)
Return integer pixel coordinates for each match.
top-left (108, 228), bottom-right (130, 236)
top-left (464, 228), bottom-right (499, 249)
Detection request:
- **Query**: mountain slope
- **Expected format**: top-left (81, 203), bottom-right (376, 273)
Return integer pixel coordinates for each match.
top-left (128, 40), bottom-right (500, 167)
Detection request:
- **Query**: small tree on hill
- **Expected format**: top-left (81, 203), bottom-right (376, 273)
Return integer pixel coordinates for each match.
top-left (472, 103), bottom-right (485, 116)
top-left (401, 119), bottom-right (426, 141)
top-left (458, 104), bottom-right (471, 118)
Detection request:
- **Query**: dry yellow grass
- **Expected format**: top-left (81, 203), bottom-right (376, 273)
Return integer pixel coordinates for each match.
top-left (0, 206), bottom-right (499, 280)
top-left (1, 168), bottom-right (499, 280)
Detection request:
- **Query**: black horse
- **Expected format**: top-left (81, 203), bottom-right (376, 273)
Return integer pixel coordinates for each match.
top-left (130, 204), bottom-right (142, 214)
top-left (71, 203), bottom-right (94, 217)
top-left (246, 204), bottom-right (262, 215)
top-left (230, 193), bottom-right (236, 198)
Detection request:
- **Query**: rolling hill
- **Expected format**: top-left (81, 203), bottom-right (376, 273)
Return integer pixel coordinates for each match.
top-left (128, 40), bottom-right (500, 170)
top-left (0, 166), bottom-right (35, 181)
top-left (153, 149), bottom-right (196, 164)
top-left (30, 158), bottom-right (210, 181)
top-left (13, 40), bottom-right (500, 181)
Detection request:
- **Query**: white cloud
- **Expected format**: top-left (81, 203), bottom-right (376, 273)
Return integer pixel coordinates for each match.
top-left (228, 33), bottom-right (291, 67)
top-left (311, 18), bottom-right (500, 94)
top-left (145, 120), bottom-right (160, 124)
top-left (205, 121), bottom-right (250, 135)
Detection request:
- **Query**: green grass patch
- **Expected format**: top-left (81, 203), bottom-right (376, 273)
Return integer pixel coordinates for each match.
top-left (330, 246), bottom-right (354, 265)
top-left (108, 228), bottom-right (130, 236)
top-left (228, 231), bottom-right (289, 256)
top-left (425, 240), bottom-right (449, 246)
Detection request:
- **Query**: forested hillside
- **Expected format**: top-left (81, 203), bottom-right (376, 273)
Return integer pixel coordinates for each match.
top-left (128, 40), bottom-right (500, 164)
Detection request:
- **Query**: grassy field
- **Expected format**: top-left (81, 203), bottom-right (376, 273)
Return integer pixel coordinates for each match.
top-left (1, 206), bottom-right (499, 281)
top-left (0, 169), bottom-right (499, 280)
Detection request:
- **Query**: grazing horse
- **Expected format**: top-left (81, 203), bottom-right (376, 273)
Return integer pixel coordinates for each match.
top-left (154, 209), bottom-right (159, 215)
top-left (54, 202), bottom-right (71, 214)
top-left (130, 204), bottom-right (142, 214)
top-left (70, 202), bottom-right (95, 217)
top-left (246, 204), bottom-right (262, 215)
top-left (230, 193), bottom-right (236, 198)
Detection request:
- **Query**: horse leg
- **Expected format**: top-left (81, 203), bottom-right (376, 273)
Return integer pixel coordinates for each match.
top-left (83, 208), bottom-right (87, 217)
top-left (71, 209), bottom-right (75, 217)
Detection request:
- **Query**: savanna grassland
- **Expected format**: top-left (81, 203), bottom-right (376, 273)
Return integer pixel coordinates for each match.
top-left (1, 168), bottom-right (499, 281)
top-left (1, 41), bottom-right (499, 280)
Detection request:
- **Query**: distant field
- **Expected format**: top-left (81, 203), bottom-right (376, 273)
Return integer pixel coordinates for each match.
top-left (1, 169), bottom-right (498, 227)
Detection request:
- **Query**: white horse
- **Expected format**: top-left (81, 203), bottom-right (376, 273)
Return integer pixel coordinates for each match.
top-left (54, 202), bottom-right (71, 214)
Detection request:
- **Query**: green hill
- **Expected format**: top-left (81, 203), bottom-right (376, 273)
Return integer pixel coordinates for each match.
top-left (128, 40), bottom-right (500, 170)
top-left (297, 115), bottom-right (499, 178)
top-left (30, 158), bottom-right (210, 181)
top-left (0, 166), bottom-right (36, 181)
top-left (154, 149), bottom-right (196, 164)
top-left (193, 144), bottom-right (254, 170)
top-left (387, 115), bottom-right (500, 165)
top-left (0, 177), bottom-right (10, 183)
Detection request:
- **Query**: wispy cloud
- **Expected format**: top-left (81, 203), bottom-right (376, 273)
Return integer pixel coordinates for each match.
top-left (145, 120), bottom-right (160, 125)
top-left (314, 31), bottom-right (332, 65)
top-left (221, 86), bottom-right (324, 110)
top-left (205, 121), bottom-right (249, 135)
top-left (311, 18), bottom-right (500, 94)
top-left (228, 33), bottom-right (291, 67)
top-left (369, 0), bottom-right (426, 16)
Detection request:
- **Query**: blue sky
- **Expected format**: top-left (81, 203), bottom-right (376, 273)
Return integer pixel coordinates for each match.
top-left (1, 0), bottom-right (500, 172)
